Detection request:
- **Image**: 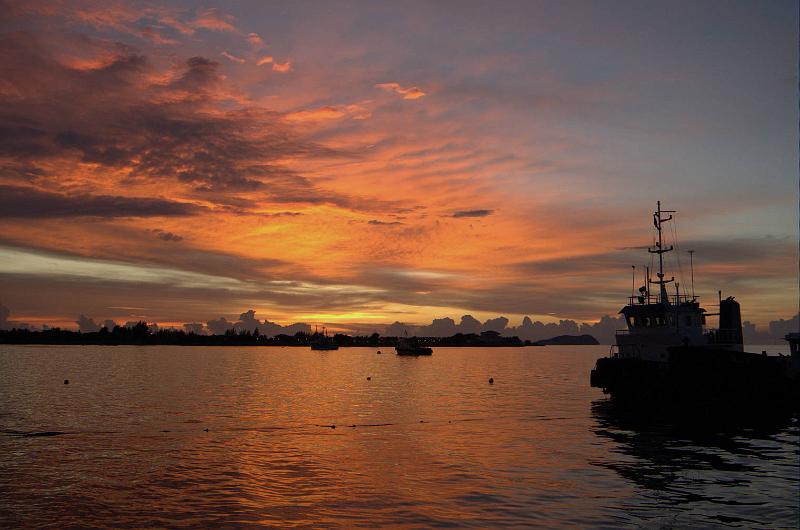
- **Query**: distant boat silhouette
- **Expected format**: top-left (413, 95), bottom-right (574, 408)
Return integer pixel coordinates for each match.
top-left (310, 327), bottom-right (339, 351)
top-left (590, 202), bottom-right (798, 412)
top-left (395, 332), bottom-right (432, 356)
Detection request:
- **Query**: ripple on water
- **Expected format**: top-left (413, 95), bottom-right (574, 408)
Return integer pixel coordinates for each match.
top-left (0, 345), bottom-right (797, 528)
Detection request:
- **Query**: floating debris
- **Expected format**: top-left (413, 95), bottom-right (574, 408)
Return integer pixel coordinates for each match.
top-left (64, 379), bottom-right (69, 385)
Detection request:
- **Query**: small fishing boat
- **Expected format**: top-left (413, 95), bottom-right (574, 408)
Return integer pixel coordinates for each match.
top-left (395, 333), bottom-right (432, 356)
top-left (311, 327), bottom-right (339, 351)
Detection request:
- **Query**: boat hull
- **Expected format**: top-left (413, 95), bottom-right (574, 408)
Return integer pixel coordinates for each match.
top-left (591, 347), bottom-right (798, 413)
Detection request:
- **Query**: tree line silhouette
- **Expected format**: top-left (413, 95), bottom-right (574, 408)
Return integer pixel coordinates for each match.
top-left (0, 322), bottom-right (598, 347)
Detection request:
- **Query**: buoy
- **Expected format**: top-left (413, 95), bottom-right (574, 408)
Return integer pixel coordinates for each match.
top-left (366, 376), bottom-right (371, 380)
top-left (64, 379), bottom-right (69, 385)
top-left (377, 350), bottom-right (382, 354)
top-left (203, 428), bottom-right (209, 432)
top-left (489, 377), bottom-right (494, 384)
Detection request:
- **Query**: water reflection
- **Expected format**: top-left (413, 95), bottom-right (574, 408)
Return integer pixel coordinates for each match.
top-left (591, 398), bottom-right (799, 527)
top-left (1, 345), bottom-right (797, 528)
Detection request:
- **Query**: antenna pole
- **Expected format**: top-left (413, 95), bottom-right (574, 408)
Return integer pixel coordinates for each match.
top-left (657, 201), bottom-right (664, 282)
top-left (688, 250), bottom-right (695, 300)
top-left (631, 265), bottom-right (636, 301)
top-left (648, 201), bottom-right (675, 303)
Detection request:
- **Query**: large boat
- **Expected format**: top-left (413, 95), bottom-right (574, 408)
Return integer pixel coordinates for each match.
top-left (395, 333), bottom-right (433, 356)
top-left (310, 327), bottom-right (339, 350)
top-left (590, 202), bottom-right (798, 412)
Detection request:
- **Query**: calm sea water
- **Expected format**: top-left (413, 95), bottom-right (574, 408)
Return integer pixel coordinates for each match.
top-left (0, 345), bottom-right (797, 528)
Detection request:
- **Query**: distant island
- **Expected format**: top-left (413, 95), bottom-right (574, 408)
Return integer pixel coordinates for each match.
top-left (532, 334), bottom-right (600, 346)
top-left (0, 323), bottom-right (599, 347)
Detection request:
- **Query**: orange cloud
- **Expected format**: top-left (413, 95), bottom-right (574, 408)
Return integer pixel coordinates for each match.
top-left (375, 82), bottom-right (426, 99)
top-left (1, 4), bottom-right (795, 331)
top-left (285, 106), bottom-right (346, 122)
top-left (272, 60), bottom-right (292, 73)
top-left (21, 2), bottom-right (241, 41)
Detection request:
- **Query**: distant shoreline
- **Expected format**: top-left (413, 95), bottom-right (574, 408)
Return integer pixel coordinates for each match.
top-left (0, 326), bottom-right (599, 348)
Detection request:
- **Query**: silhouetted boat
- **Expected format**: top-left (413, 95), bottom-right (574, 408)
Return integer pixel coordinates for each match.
top-left (395, 333), bottom-right (433, 355)
top-left (311, 327), bottom-right (339, 351)
top-left (590, 202), bottom-right (799, 413)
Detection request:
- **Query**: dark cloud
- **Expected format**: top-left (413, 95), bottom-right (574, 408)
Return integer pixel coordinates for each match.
top-left (183, 322), bottom-right (207, 335)
top-left (149, 229), bottom-right (184, 242)
top-left (768, 314), bottom-right (799, 338)
top-left (368, 219), bottom-right (404, 226)
top-left (76, 314), bottom-right (101, 332)
top-left (0, 32), bottom-right (356, 208)
top-left (158, 232), bottom-right (182, 242)
top-left (0, 301), bottom-right (32, 330)
top-left (206, 310), bottom-right (311, 337)
top-left (452, 209), bottom-right (493, 218)
top-left (0, 303), bottom-right (9, 329)
top-left (0, 185), bottom-right (203, 218)
top-left (516, 237), bottom-right (795, 277)
top-left (264, 211), bottom-right (303, 217)
top-left (379, 313), bottom-right (628, 343)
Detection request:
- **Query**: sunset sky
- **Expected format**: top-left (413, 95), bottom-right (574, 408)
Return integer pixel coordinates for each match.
top-left (0, 0), bottom-right (797, 331)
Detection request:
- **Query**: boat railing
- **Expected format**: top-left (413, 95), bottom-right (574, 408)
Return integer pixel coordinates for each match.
top-left (627, 294), bottom-right (698, 306)
top-left (615, 329), bottom-right (630, 336)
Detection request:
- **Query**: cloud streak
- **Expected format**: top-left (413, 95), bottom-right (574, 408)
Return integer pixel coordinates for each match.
top-left (0, 185), bottom-right (203, 218)
top-left (452, 209), bottom-right (493, 218)
top-left (220, 51), bottom-right (245, 64)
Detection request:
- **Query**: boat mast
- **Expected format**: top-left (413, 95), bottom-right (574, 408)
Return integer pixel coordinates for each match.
top-left (647, 201), bottom-right (675, 304)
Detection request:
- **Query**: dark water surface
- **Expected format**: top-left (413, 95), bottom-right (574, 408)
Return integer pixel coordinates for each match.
top-left (1, 345), bottom-right (797, 528)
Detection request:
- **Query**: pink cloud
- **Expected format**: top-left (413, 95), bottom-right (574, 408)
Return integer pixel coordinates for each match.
top-left (256, 55), bottom-right (274, 66)
top-left (247, 32), bottom-right (264, 47)
top-left (220, 51), bottom-right (245, 64)
top-left (375, 82), bottom-right (426, 100)
top-left (191, 8), bottom-right (237, 33)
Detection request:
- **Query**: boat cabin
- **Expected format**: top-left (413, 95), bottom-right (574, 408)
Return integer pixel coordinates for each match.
top-left (613, 202), bottom-right (743, 362)
top-left (617, 296), bottom-right (706, 361)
